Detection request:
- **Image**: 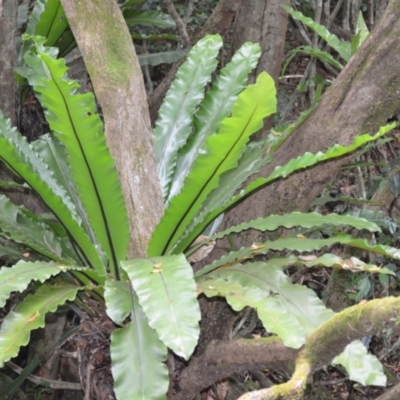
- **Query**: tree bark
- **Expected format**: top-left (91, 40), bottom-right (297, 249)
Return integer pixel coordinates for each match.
top-left (218, 0), bottom-right (400, 249)
top-left (60, 0), bottom-right (164, 258)
top-left (174, 297), bottom-right (400, 400)
top-left (0, 0), bottom-right (17, 124)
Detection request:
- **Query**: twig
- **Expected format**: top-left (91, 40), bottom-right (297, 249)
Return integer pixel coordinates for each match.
top-left (367, 0), bottom-right (374, 29)
top-left (309, 0), bottom-right (323, 103)
top-left (292, 17), bottom-right (312, 46)
top-left (327, 0), bottom-right (344, 29)
top-left (183, 0), bottom-right (197, 25)
top-left (164, 0), bottom-right (191, 48)
top-left (6, 361), bottom-right (82, 390)
top-left (84, 363), bottom-right (95, 400)
top-left (142, 41), bottom-right (154, 95)
top-left (323, 0), bottom-right (330, 22)
top-left (315, 377), bottom-right (348, 386)
top-left (351, 0), bottom-right (363, 30)
top-left (279, 75), bottom-right (304, 80)
top-left (378, 336), bottom-right (400, 361)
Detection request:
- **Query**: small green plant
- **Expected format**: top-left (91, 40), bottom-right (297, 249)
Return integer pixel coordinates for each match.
top-left (282, 5), bottom-right (370, 75)
top-left (0, 32), bottom-right (398, 400)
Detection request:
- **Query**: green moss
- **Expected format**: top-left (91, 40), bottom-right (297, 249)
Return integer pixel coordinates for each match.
top-left (71, 0), bottom-right (139, 86)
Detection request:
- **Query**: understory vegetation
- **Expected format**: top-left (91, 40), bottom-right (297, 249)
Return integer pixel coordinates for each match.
top-left (1, 1), bottom-right (400, 400)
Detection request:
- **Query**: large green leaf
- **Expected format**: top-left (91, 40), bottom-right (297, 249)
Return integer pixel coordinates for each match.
top-left (187, 210), bottom-right (380, 262)
top-left (25, 0), bottom-right (46, 36)
top-left (282, 5), bottom-right (351, 61)
top-left (199, 263), bottom-right (335, 348)
top-left (23, 0), bottom-right (75, 60)
top-left (198, 276), bottom-right (306, 348)
top-left (167, 42), bottom-right (262, 203)
top-left (258, 253), bottom-right (394, 275)
top-left (32, 134), bottom-right (97, 245)
top-left (150, 72), bottom-right (277, 256)
top-left (193, 123), bottom-right (396, 239)
top-left (181, 138), bottom-right (275, 238)
top-left (104, 280), bottom-right (132, 325)
top-left (24, 36), bottom-right (129, 276)
top-left (210, 211), bottom-right (380, 240)
top-left (32, 0), bottom-right (69, 48)
top-left (106, 282), bottom-right (169, 400)
top-left (0, 111), bottom-right (104, 274)
top-left (244, 126), bottom-right (395, 194)
top-left (120, 255), bottom-right (200, 359)
top-left (333, 341), bottom-right (386, 386)
top-left (152, 34), bottom-right (223, 199)
top-left (224, 263), bottom-right (335, 332)
top-left (196, 233), bottom-right (400, 278)
top-left (124, 10), bottom-right (176, 28)
top-left (182, 106), bottom-right (318, 250)
top-left (0, 284), bottom-right (80, 367)
top-left (0, 260), bottom-right (85, 308)
top-left (0, 195), bottom-right (76, 263)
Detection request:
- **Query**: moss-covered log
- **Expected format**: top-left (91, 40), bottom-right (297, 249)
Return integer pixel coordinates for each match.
top-left (174, 297), bottom-right (400, 400)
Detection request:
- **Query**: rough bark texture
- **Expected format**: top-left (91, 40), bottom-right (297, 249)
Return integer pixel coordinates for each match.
top-left (232, 0), bottom-right (290, 79)
top-left (60, 0), bottom-right (164, 258)
top-left (175, 337), bottom-right (296, 400)
top-left (174, 297), bottom-right (400, 400)
top-left (0, 0), bottom-right (19, 194)
top-left (217, 0), bottom-right (400, 250)
top-left (0, 0), bottom-right (17, 124)
top-left (197, 0), bottom-right (242, 40)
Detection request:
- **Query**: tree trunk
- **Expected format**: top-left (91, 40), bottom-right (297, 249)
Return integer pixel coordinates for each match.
top-left (0, 0), bottom-right (47, 214)
top-left (0, 0), bottom-right (17, 124)
top-left (218, 0), bottom-right (400, 249)
top-left (60, 0), bottom-right (164, 258)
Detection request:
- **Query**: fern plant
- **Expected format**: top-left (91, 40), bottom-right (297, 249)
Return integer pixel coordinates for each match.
top-left (0, 32), bottom-right (398, 399)
top-left (281, 5), bottom-right (370, 74)
top-left (147, 33), bottom-right (397, 389)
